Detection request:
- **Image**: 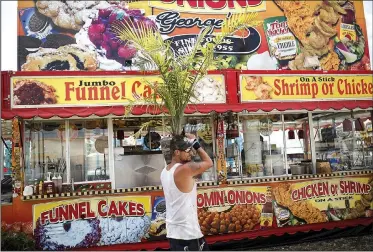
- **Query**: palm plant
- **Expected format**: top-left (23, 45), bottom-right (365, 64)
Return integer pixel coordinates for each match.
top-left (111, 11), bottom-right (262, 136)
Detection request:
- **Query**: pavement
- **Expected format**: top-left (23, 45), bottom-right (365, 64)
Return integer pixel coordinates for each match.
top-left (255, 233), bottom-right (373, 251)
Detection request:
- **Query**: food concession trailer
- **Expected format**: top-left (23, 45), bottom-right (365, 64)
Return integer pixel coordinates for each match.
top-left (1, 69), bottom-right (373, 250)
top-left (1, 0), bottom-right (373, 250)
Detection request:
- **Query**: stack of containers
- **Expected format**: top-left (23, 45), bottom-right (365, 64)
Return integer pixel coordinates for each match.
top-left (242, 120), bottom-right (263, 177)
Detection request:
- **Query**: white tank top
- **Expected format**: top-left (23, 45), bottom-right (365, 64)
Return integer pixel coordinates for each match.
top-left (160, 163), bottom-right (203, 240)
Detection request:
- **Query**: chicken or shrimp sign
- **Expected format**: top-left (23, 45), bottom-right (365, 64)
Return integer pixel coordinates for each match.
top-left (240, 74), bottom-right (373, 101)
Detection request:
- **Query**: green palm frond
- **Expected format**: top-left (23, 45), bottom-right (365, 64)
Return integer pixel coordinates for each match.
top-left (112, 10), bottom-right (261, 135)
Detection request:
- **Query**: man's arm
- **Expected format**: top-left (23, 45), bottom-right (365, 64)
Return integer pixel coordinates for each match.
top-left (186, 147), bottom-right (213, 177)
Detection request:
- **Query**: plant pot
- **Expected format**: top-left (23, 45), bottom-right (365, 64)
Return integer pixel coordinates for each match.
top-left (160, 137), bottom-right (172, 164)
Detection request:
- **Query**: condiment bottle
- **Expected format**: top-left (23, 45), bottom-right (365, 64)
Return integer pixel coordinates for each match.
top-left (34, 179), bottom-right (39, 195)
top-left (52, 173), bottom-right (58, 193)
top-left (260, 201), bottom-right (273, 229)
top-left (260, 189), bottom-right (274, 229)
top-left (57, 173), bottom-right (63, 194)
top-left (39, 181), bottom-right (44, 195)
top-left (43, 173), bottom-right (55, 195)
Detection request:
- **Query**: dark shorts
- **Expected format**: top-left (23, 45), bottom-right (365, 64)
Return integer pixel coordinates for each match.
top-left (169, 237), bottom-right (209, 251)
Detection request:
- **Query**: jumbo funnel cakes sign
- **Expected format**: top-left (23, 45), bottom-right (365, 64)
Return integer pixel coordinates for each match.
top-left (240, 74), bottom-right (373, 101)
top-left (10, 75), bottom-right (226, 108)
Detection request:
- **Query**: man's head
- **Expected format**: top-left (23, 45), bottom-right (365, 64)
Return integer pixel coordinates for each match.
top-left (170, 135), bottom-right (193, 163)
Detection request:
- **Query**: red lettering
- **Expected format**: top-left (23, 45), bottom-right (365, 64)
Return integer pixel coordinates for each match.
top-left (118, 201), bottom-right (129, 216)
top-left (137, 204), bottom-right (145, 216)
top-left (274, 79), bottom-right (281, 96)
top-left (132, 81), bottom-right (141, 100)
top-left (112, 86), bottom-right (120, 100)
top-left (337, 79), bottom-right (344, 94)
top-left (143, 85), bottom-right (152, 98)
top-left (65, 82), bottom-right (74, 101)
top-left (129, 202), bottom-right (137, 215)
top-left (49, 209), bottom-right (59, 224)
top-left (108, 201), bottom-right (119, 216)
top-left (361, 81), bottom-right (368, 94)
top-left (100, 86), bottom-right (110, 100)
top-left (76, 87), bottom-right (86, 101)
top-left (291, 190), bottom-right (298, 201)
top-left (68, 204), bottom-right (79, 220)
top-left (252, 191), bottom-right (261, 203)
top-left (197, 193), bottom-right (204, 208)
top-left (227, 190), bottom-right (235, 205)
top-left (368, 83), bottom-right (373, 94)
top-left (88, 87), bottom-right (98, 100)
top-left (245, 191), bottom-right (253, 203)
top-left (206, 0), bottom-right (226, 9)
top-left (162, 0), bottom-right (263, 9)
top-left (59, 205), bottom-right (69, 222)
top-left (40, 211), bottom-right (49, 225)
top-left (121, 81), bottom-right (126, 98)
top-left (86, 202), bottom-right (96, 218)
top-left (259, 193), bottom-right (266, 204)
top-left (78, 202), bottom-right (87, 218)
top-left (235, 191), bottom-right (245, 204)
top-left (98, 200), bottom-right (107, 216)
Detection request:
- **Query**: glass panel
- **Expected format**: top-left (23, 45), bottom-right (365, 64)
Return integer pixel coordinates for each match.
top-left (1, 120), bottom-right (13, 203)
top-left (112, 117), bottom-right (166, 188)
top-left (238, 114), bottom-right (284, 178)
top-left (261, 115), bottom-right (285, 177)
top-left (24, 120), bottom-right (66, 185)
top-left (312, 110), bottom-right (373, 172)
top-left (1, 120), bottom-right (12, 176)
top-left (69, 119), bottom-right (109, 182)
top-left (283, 113), bottom-right (312, 175)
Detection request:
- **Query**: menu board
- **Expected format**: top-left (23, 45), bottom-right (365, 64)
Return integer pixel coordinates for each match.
top-left (17, 1), bottom-right (370, 72)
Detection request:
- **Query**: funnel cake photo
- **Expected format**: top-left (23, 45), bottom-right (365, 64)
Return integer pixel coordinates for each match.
top-left (13, 79), bottom-right (58, 106)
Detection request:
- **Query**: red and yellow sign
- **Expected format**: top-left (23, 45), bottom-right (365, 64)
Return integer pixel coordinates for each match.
top-left (272, 175), bottom-right (373, 227)
top-left (11, 75), bottom-right (225, 108)
top-left (240, 74), bottom-right (373, 102)
top-left (33, 196), bottom-right (151, 250)
top-left (196, 186), bottom-right (270, 235)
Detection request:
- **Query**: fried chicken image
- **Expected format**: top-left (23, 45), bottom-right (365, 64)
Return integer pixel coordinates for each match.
top-left (244, 76), bottom-right (263, 90)
top-left (272, 183), bottom-right (327, 224)
top-left (274, 0), bottom-right (344, 70)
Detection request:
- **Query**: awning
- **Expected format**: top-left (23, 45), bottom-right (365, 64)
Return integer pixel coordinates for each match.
top-left (2, 100), bottom-right (372, 119)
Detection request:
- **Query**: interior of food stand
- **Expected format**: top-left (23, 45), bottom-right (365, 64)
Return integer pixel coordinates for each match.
top-left (2, 109), bottom-right (373, 191)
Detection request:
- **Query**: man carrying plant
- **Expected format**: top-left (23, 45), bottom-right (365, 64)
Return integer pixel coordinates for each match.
top-left (160, 133), bottom-right (213, 251)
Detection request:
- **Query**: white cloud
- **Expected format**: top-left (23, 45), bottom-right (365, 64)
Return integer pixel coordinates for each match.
top-left (1, 1), bottom-right (373, 70)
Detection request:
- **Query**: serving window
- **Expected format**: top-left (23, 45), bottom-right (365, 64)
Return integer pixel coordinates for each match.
top-left (226, 112), bottom-right (312, 180)
top-left (24, 119), bottom-right (110, 187)
top-left (312, 109), bottom-right (373, 172)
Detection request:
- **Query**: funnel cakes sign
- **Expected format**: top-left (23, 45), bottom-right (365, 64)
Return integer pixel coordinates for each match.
top-left (33, 196), bottom-right (151, 250)
top-left (10, 74), bottom-right (226, 108)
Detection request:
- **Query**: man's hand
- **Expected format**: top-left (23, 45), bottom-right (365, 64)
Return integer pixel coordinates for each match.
top-left (185, 133), bottom-right (196, 141)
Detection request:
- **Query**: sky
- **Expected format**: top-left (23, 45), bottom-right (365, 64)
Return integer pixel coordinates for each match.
top-left (1, 1), bottom-right (372, 70)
